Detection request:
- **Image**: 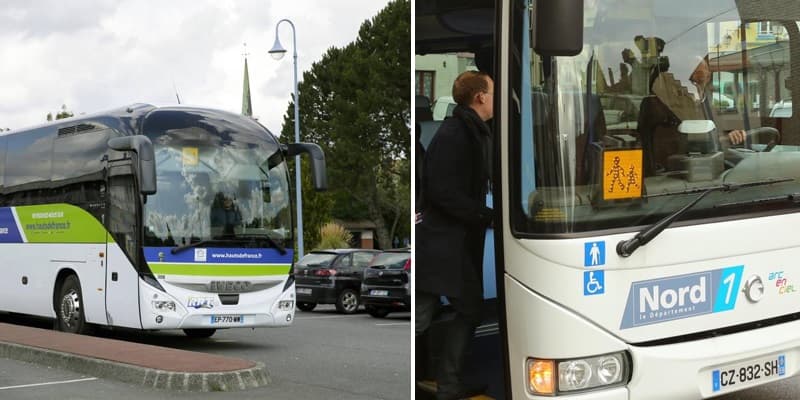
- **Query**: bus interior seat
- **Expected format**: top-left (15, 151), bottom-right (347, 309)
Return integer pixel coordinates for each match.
top-left (416, 95), bottom-right (433, 122)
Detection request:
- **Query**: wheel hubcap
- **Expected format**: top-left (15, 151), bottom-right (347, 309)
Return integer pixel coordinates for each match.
top-left (60, 290), bottom-right (80, 327)
top-left (343, 293), bottom-right (357, 311)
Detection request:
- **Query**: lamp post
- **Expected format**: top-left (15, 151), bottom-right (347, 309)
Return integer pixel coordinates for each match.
top-left (269, 19), bottom-right (304, 258)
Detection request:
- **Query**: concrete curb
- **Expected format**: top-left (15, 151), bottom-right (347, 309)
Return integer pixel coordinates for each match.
top-left (0, 340), bottom-right (270, 392)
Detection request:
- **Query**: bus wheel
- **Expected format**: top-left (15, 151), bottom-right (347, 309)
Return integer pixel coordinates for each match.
top-left (297, 302), bottom-right (317, 312)
top-left (56, 275), bottom-right (91, 334)
top-left (183, 329), bottom-right (216, 338)
top-left (335, 289), bottom-right (359, 314)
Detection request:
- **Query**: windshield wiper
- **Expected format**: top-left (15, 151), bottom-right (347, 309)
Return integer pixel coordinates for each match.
top-left (617, 178), bottom-right (794, 257)
top-left (714, 193), bottom-right (800, 208)
top-left (235, 234), bottom-right (288, 255)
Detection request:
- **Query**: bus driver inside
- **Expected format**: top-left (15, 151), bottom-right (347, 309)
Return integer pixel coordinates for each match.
top-left (210, 191), bottom-right (242, 236)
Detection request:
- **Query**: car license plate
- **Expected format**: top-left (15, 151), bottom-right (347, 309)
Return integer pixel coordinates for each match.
top-left (210, 315), bottom-right (244, 324)
top-left (370, 290), bottom-right (389, 296)
top-left (711, 354), bottom-right (786, 393)
top-left (297, 288), bottom-right (312, 295)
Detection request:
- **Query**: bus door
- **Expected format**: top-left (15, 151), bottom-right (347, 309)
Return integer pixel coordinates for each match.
top-left (104, 158), bottom-right (142, 328)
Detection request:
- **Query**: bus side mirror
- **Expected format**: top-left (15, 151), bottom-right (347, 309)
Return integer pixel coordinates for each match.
top-left (108, 135), bottom-right (157, 195)
top-left (283, 143), bottom-right (328, 191)
top-left (533, 0), bottom-right (584, 57)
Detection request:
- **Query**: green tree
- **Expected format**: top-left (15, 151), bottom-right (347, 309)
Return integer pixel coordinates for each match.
top-left (281, 0), bottom-right (410, 250)
top-left (46, 104), bottom-right (74, 121)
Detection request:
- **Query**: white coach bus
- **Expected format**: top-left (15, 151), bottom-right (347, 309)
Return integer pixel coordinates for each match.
top-left (0, 104), bottom-right (325, 338)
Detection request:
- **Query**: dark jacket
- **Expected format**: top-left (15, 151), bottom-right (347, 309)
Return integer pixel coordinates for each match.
top-left (416, 106), bottom-right (492, 299)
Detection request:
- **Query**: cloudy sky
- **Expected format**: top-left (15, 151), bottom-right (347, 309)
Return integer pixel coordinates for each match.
top-left (0, 0), bottom-right (393, 135)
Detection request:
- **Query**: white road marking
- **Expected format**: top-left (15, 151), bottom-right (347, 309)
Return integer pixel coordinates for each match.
top-left (0, 377), bottom-right (98, 390)
top-left (374, 322), bottom-right (408, 326)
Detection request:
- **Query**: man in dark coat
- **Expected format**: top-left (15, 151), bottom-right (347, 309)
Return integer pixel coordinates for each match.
top-left (416, 70), bottom-right (494, 400)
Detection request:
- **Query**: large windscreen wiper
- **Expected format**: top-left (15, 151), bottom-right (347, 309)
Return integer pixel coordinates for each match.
top-left (235, 234), bottom-right (288, 255)
top-left (617, 177), bottom-right (794, 257)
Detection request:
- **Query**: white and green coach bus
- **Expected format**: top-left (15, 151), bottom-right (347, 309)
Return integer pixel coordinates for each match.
top-left (0, 104), bottom-right (326, 338)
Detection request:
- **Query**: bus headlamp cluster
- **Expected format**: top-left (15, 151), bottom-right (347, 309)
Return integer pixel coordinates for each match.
top-left (152, 300), bottom-right (176, 312)
top-left (278, 300), bottom-right (294, 311)
top-left (527, 352), bottom-right (628, 395)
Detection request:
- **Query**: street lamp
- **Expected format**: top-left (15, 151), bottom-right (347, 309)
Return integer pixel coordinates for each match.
top-left (269, 19), bottom-right (305, 258)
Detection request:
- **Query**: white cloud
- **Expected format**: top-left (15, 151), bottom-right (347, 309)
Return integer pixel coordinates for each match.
top-left (0, 0), bottom-right (392, 135)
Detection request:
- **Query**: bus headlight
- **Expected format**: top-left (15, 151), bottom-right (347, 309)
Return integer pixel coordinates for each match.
top-left (559, 359), bottom-right (592, 389)
top-left (152, 300), bottom-right (176, 312)
top-left (278, 300), bottom-right (294, 311)
top-left (527, 352), bottom-right (628, 395)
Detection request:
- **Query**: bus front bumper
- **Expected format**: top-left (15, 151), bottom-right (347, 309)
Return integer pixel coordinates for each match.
top-left (626, 317), bottom-right (800, 399)
top-left (139, 278), bottom-right (297, 330)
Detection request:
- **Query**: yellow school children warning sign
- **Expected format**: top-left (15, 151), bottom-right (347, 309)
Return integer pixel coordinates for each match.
top-left (603, 149), bottom-right (642, 200)
top-left (182, 147), bottom-right (199, 166)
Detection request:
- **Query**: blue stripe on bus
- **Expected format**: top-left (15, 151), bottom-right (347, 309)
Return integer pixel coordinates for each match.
top-left (0, 208), bottom-right (23, 243)
top-left (143, 246), bottom-right (292, 264)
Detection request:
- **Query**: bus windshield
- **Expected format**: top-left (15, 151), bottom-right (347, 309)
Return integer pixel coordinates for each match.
top-left (141, 109), bottom-right (292, 249)
top-left (513, 0), bottom-right (800, 235)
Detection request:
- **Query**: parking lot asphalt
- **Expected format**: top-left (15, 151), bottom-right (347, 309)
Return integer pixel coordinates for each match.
top-left (0, 321), bottom-right (267, 392)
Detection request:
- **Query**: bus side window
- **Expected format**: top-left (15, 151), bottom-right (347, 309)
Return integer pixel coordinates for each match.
top-left (4, 128), bottom-right (53, 205)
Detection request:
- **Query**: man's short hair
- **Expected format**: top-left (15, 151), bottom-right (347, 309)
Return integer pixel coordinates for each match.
top-left (452, 70), bottom-right (491, 106)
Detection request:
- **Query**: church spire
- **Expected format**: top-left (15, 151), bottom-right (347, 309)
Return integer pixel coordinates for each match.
top-left (242, 43), bottom-right (253, 117)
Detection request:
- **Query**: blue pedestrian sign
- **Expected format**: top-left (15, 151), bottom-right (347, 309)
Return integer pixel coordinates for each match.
top-left (584, 241), bottom-right (605, 267)
top-left (584, 270), bottom-right (605, 296)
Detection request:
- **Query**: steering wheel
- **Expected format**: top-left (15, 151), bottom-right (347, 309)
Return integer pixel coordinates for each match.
top-left (742, 127), bottom-right (780, 152)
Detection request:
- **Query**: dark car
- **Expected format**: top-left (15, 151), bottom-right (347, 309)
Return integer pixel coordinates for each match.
top-left (295, 249), bottom-right (380, 314)
top-left (360, 248), bottom-right (411, 318)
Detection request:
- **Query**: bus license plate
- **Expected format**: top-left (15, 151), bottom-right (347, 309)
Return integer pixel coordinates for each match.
top-left (711, 354), bottom-right (785, 393)
top-left (210, 315), bottom-right (244, 324)
top-left (297, 288), bottom-right (312, 295)
top-left (370, 290), bottom-right (389, 296)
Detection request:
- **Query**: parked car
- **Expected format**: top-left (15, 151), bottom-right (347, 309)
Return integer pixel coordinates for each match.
top-left (294, 249), bottom-right (380, 314)
top-left (360, 248), bottom-right (411, 318)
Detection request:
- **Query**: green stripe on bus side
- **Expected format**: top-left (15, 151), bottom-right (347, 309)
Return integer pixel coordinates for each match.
top-left (148, 263), bottom-right (291, 276)
top-left (16, 204), bottom-right (108, 244)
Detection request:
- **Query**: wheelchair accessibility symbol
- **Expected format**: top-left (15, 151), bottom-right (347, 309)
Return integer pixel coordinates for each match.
top-left (584, 270), bottom-right (605, 296)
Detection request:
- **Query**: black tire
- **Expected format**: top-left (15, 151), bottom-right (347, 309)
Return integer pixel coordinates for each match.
top-left (335, 288), bottom-right (360, 314)
top-left (183, 329), bottom-right (217, 338)
top-left (297, 302), bottom-right (317, 312)
top-left (366, 306), bottom-right (391, 318)
top-left (56, 275), bottom-right (92, 334)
